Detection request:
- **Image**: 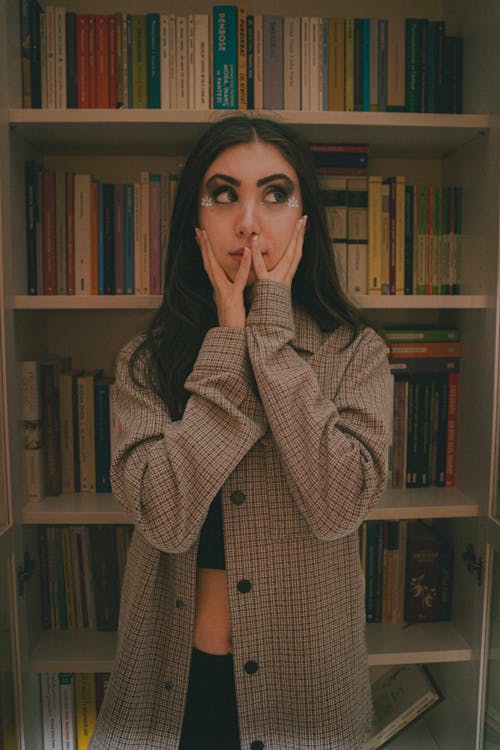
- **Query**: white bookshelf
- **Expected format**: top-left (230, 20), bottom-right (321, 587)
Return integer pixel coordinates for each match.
top-left (2, 0), bottom-right (500, 748)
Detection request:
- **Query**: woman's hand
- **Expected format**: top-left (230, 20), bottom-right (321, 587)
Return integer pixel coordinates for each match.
top-left (196, 227), bottom-right (251, 329)
top-left (251, 215), bottom-right (307, 288)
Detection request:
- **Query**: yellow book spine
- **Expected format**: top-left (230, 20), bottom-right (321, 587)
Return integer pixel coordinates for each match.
top-left (75, 673), bottom-right (97, 750)
top-left (395, 176), bottom-right (406, 294)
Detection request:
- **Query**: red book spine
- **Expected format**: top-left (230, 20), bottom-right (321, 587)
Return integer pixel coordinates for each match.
top-left (76, 15), bottom-right (90, 108)
top-left (66, 172), bottom-right (75, 294)
top-left (445, 372), bottom-right (458, 487)
top-left (108, 14), bottom-right (117, 108)
top-left (96, 15), bottom-right (110, 108)
top-left (88, 15), bottom-right (97, 108)
top-left (42, 168), bottom-right (56, 295)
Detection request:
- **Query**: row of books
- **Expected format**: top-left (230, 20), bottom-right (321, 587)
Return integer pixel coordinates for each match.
top-left (25, 161), bottom-right (179, 296)
top-left (38, 525), bottom-right (132, 632)
top-left (23, 359), bottom-right (117, 499)
top-left (361, 519), bottom-right (453, 625)
top-left (21, 4), bottom-right (463, 113)
top-left (386, 327), bottom-right (460, 488)
top-left (40, 671), bottom-right (109, 750)
top-left (24, 162), bottom-right (463, 298)
top-left (323, 175), bottom-right (463, 297)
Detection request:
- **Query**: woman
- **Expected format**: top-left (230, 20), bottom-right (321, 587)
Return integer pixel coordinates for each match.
top-left (90, 115), bottom-right (391, 750)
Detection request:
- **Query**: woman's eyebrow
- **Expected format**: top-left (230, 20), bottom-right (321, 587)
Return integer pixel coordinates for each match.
top-left (205, 172), bottom-right (294, 189)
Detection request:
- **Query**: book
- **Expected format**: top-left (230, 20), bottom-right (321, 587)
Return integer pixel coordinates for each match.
top-left (404, 521), bottom-right (453, 623)
top-left (213, 5), bottom-right (238, 109)
top-left (22, 360), bottom-right (45, 501)
top-left (74, 674), bottom-right (97, 750)
top-left (59, 673), bottom-right (76, 750)
top-left (263, 16), bottom-right (283, 109)
top-left (40, 672), bottom-right (63, 750)
top-left (364, 664), bottom-right (442, 749)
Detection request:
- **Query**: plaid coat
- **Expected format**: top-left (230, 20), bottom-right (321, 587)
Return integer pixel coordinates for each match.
top-left (89, 280), bottom-right (391, 750)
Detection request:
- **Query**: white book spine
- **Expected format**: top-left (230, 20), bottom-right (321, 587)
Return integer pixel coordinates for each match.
top-left (160, 14), bottom-right (169, 109)
top-left (194, 14), bottom-right (210, 110)
top-left (40, 672), bottom-right (63, 750)
top-left (187, 14), bottom-right (195, 109)
top-left (55, 6), bottom-right (66, 108)
top-left (176, 16), bottom-right (188, 109)
top-left (73, 174), bottom-right (91, 295)
top-left (347, 243), bottom-right (368, 295)
top-left (59, 673), bottom-right (76, 750)
top-left (301, 17), bottom-right (310, 111)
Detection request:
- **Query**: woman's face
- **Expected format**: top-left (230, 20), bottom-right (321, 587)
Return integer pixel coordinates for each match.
top-left (198, 141), bottom-right (303, 285)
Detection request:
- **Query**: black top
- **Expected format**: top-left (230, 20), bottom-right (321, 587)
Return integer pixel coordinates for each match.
top-left (196, 491), bottom-right (226, 569)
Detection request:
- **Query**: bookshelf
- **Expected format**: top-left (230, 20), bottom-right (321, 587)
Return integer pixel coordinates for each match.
top-left (1, 0), bottom-right (500, 748)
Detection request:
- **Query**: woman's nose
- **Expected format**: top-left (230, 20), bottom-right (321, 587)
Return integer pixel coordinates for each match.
top-left (235, 200), bottom-right (260, 238)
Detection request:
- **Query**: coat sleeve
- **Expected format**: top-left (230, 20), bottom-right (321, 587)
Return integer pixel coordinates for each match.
top-left (110, 329), bottom-right (267, 553)
top-left (246, 280), bottom-right (391, 540)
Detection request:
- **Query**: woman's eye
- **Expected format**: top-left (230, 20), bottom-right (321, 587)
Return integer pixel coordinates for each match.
top-left (214, 187), bottom-right (237, 204)
top-left (264, 187), bottom-right (288, 204)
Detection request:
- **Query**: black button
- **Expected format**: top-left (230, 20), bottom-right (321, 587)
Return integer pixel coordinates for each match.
top-left (163, 681), bottom-right (173, 690)
top-left (237, 579), bottom-right (252, 594)
top-left (230, 490), bottom-right (246, 505)
top-left (244, 660), bottom-right (259, 674)
top-left (250, 742), bottom-right (264, 750)
top-left (175, 599), bottom-right (184, 609)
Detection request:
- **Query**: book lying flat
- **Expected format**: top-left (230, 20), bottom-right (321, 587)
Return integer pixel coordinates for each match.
top-left (364, 664), bottom-right (443, 749)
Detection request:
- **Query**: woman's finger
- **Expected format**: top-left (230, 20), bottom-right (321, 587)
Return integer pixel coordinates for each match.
top-left (251, 236), bottom-right (268, 280)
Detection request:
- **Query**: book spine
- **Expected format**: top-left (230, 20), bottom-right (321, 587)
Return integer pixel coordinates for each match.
top-left (395, 176), bottom-right (406, 294)
top-left (188, 14), bottom-right (195, 110)
top-left (55, 170), bottom-right (67, 294)
top-left (74, 174), bottom-right (92, 294)
top-left (213, 5), bottom-right (238, 109)
top-left (284, 17), bottom-right (300, 111)
top-left (404, 184), bottom-right (414, 294)
top-left (149, 174), bottom-right (161, 294)
top-left (309, 17), bottom-right (321, 112)
top-left (58, 372), bottom-right (76, 493)
top-left (112, 184), bottom-right (124, 294)
top-left (95, 15), bottom-right (109, 108)
top-left (344, 18), bottom-right (354, 111)
top-left (237, 5), bottom-right (247, 109)
top-left (94, 380), bottom-right (111, 492)
top-left (263, 16), bottom-right (283, 110)
top-left (25, 160), bottom-right (39, 294)
top-left (55, 6), bottom-right (66, 108)
top-left (140, 171), bottom-right (150, 294)
top-left (176, 17), bottom-right (189, 109)
top-left (77, 373), bottom-right (96, 493)
top-left (61, 525), bottom-right (77, 629)
top-left (328, 18), bottom-right (345, 111)
top-left (253, 15), bottom-right (263, 109)
top-left (368, 175), bottom-right (382, 294)
top-left (445, 372), bottom-right (458, 487)
top-left (160, 14), bottom-right (169, 109)
top-left (131, 15), bottom-right (147, 108)
top-left (133, 182), bottom-right (141, 293)
top-left (194, 14), bottom-right (210, 110)
top-left (102, 183), bottom-right (115, 294)
top-left (387, 18), bottom-right (405, 111)
top-left (42, 167), bottom-right (57, 294)
top-left (167, 14), bottom-right (177, 108)
top-left (147, 13), bottom-right (161, 108)
top-left (109, 13), bottom-right (118, 109)
top-left (300, 17), bottom-right (310, 112)
top-left (40, 672), bottom-right (63, 750)
top-left (377, 19), bottom-right (387, 111)
top-left (74, 673), bottom-right (97, 749)
top-left (123, 184), bottom-right (135, 294)
top-left (246, 14), bottom-right (254, 109)
top-left (40, 359), bottom-right (62, 495)
top-left (59, 673), bottom-right (76, 750)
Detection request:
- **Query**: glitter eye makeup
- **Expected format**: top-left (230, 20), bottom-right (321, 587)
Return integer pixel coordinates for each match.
top-left (286, 196), bottom-right (299, 209)
top-left (200, 195), bottom-right (214, 208)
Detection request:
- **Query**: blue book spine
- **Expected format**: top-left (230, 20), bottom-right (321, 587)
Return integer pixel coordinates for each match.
top-left (97, 182), bottom-right (104, 294)
top-left (123, 184), bottom-right (135, 294)
top-left (213, 5), bottom-right (238, 109)
top-left (362, 18), bottom-right (370, 111)
top-left (94, 380), bottom-right (111, 492)
top-left (147, 13), bottom-right (161, 108)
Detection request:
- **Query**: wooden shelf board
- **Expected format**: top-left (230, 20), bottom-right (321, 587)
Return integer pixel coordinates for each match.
top-left (8, 109), bottom-right (491, 157)
top-left (11, 294), bottom-right (491, 311)
top-left (29, 622), bottom-right (472, 672)
top-left (22, 486), bottom-right (479, 525)
top-left (370, 486), bottom-right (480, 520)
top-left (366, 622), bottom-right (473, 665)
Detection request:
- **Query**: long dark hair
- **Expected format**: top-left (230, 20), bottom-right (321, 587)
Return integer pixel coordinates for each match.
top-left (130, 114), bottom-right (366, 419)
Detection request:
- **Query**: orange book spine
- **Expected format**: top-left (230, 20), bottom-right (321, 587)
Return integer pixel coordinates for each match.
top-left (109, 14), bottom-right (118, 108)
top-left (389, 342), bottom-right (461, 358)
top-left (96, 15), bottom-right (110, 108)
top-left (76, 15), bottom-right (89, 108)
top-left (88, 15), bottom-right (96, 108)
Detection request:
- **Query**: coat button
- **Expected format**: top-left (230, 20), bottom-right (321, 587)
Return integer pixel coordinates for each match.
top-left (163, 681), bottom-right (173, 690)
top-left (175, 599), bottom-right (184, 608)
top-left (250, 742), bottom-right (264, 750)
top-left (237, 579), bottom-right (252, 594)
top-left (230, 490), bottom-right (246, 505)
top-left (244, 660), bottom-right (259, 674)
